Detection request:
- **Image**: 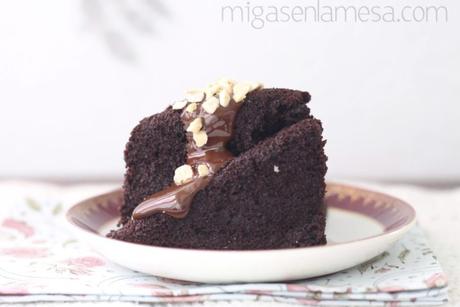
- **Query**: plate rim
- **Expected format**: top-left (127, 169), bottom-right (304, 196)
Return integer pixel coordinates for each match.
top-left (65, 182), bottom-right (416, 254)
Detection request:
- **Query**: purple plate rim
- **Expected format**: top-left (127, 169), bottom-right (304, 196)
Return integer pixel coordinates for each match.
top-left (66, 182), bottom-right (416, 253)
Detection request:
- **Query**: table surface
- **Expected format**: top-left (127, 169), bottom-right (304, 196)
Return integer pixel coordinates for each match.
top-left (1, 180), bottom-right (459, 307)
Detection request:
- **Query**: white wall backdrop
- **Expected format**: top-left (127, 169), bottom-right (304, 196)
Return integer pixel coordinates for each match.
top-left (0, 0), bottom-right (459, 181)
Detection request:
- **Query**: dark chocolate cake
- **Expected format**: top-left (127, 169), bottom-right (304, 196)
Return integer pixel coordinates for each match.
top-left (108, 79), bottom-right (328, 250)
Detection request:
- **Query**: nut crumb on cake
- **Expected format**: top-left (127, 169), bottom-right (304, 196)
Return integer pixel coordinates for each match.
top-left (174, 164), bottom-right (194, 185)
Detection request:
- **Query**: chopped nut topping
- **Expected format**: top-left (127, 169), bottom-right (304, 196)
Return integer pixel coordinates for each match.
top-left (217, 78), bottom-right (234, 89)
top-left (185, 89), bottom-right (205, 103)
top-left (219, 90), bottom-right (231, 107)
top-left (274, 165), bottom-right (280, 173)
top-left (197, 164), bottom-right (209, 177)
top-left (218, 78), bottom-right (234, 96)
top-left (172, 99), bottom-right (188, 110)
top-left (186, 117), bottom-right (203, 133)
top-left (184, 102), bottom-right (197, 113)
top-left (174, 164), bottom-right (194, 185)
top-left (223, 85), bottom-right (233, 96)
top-left (205, 83), bottom-right (221, 98)
top-left (193, 130), bottom-right (208, 147)
top-left (233, 82), bottom-right (251, 103)
top-left (202, 96), bottom-right (220, 114)
top-left (249, 82), bottom-right (263, 91)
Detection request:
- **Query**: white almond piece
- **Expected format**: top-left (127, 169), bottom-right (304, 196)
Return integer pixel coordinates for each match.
top-left (202, 96), bottom-right (220, 114)
top-left (249, 81), bottom-right (263, 91)
top-left (205, 83), bottom-right (221, 98)
top-left (222, 84), bottom-right (233, 97)
top-left (173, 164), bottom-right (194, 185)
top-left (219, 90), bottom-right (231, 107)
top-left (186, 117), bottom-right (203, 133)
top-left (274, 165), bottom-right (280, 173)
top-left (217, 78), bottom-right (234, 88)
top-left (172, 99), bottom-right (188, 110)
top-left (218, 78), bottom-right (234, 95)
top-left (185, 89), bottom-right (205, 103)
top-left (193, 130), bottom-right (208, 147)
top-left (197, 164), bottom-right (209, 177)
top-left (233, 82), bottom-right (251, 103)
top-left (184, 102), bottom-right (197, 113)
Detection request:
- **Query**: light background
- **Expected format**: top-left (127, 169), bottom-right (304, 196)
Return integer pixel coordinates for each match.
top-left (0, 0), bottom-right (459, 182)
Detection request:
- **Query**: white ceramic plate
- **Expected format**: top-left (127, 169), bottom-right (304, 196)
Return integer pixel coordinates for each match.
top-left (66, 183), bottom-right (416, 283)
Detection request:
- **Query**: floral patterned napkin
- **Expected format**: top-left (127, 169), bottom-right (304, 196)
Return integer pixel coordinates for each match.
top-left (0, 181), bottom-right (448, 306)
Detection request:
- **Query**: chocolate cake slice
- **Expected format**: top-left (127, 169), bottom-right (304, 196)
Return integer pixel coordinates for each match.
top-left (109, 79), bottom-right (327, 250)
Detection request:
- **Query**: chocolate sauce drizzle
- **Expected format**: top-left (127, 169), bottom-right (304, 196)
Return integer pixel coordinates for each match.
top-left (132, 100), bottom-right (243, 220)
